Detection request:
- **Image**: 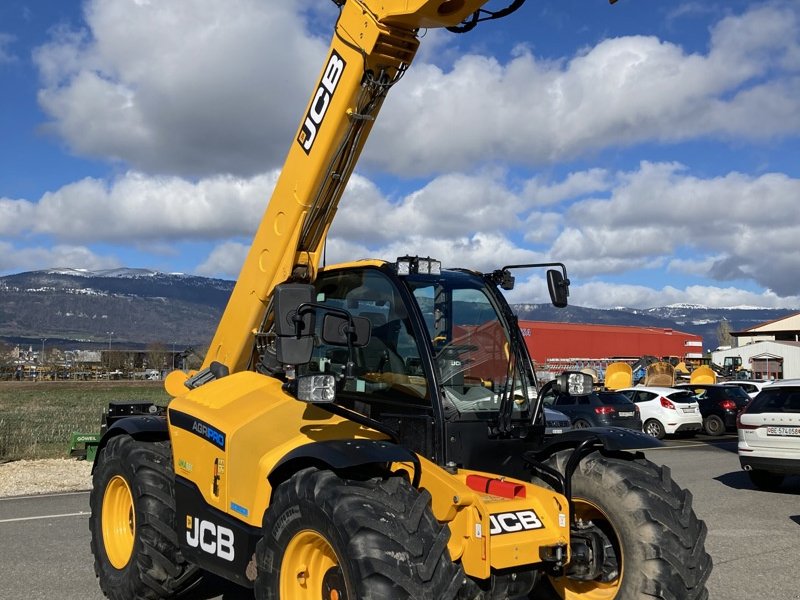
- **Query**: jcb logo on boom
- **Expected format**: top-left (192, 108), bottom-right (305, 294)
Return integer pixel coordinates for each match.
top-left (489, 510), bottom-right (544, 535)
top-left (297, 50), bottom-right (346, 154)
top-left (186, 516), bottom-right (235, 562)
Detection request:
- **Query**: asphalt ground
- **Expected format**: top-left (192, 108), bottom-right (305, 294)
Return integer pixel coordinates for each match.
top-left (1, 433), bottom-right (799, 600)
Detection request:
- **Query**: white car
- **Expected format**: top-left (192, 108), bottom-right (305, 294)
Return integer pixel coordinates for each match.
top-left (737, 379), bottom-right (800, 490)
top-left (722, 379), bottom-right (772, 399)
top-left (618, 386), bottom-right (703, 439)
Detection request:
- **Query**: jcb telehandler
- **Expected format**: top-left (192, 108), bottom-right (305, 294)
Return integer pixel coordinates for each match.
top-left (89, 1), bottom-right (712, 598)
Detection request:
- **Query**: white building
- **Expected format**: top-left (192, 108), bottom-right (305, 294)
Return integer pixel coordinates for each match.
top-left (714, 313), bottom-right (800, 379)
top-left (712, 340), bottom-right (800, 380)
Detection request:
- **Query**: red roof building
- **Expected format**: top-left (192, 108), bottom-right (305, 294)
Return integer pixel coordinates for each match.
top-left (519, 321), bottom-right (703, 369)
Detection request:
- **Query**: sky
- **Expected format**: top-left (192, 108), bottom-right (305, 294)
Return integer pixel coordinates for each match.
top-left (1, 0), bottom-right (799, 310)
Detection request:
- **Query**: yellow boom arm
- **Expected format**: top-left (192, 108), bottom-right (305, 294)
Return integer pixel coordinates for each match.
top-left (202, 0), bottom-right (502, 374)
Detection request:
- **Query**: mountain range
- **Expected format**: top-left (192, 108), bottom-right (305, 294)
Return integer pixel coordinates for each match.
top-left (0, 268), bottom-right (795, 353)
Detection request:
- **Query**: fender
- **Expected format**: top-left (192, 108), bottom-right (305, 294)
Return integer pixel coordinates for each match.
top-left (268, 439), bottom-right (420, 490)
top-left (91, 415), bottom-right (169, 472)
top-left (530, 426), bottom-right (662, 462)
top-left (523, 426), bottom-right (663, 516)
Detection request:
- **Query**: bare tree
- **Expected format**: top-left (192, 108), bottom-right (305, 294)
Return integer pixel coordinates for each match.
top-left (716, 319), bottom-right (733, 348)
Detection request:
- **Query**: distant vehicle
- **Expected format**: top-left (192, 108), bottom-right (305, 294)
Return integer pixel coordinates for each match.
top-left (675, 383), bottom-right (751, 435)
top-left (543, 406), bottom-right (572, 436)
top-left (737, 379), bottom-right (800, 489)
top-left (618, 386), bottom-right (702, 439)
top-left (540, 385), bottom-right (642, 430)
top-left (723, 380), bottom-right (772, 399)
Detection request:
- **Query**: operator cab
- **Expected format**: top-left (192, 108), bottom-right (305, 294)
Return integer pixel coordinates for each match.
top-left (270, 256), bottom-right (570, 475)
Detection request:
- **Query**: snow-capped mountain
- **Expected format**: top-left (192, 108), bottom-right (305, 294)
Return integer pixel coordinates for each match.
top-left (0, 268), bottom-right (795, 351)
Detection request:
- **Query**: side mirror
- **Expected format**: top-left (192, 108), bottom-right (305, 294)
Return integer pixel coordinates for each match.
top-left (274, 283), bottom-right (315, 365)
top-left (547, 269), bottom-right (569, 308)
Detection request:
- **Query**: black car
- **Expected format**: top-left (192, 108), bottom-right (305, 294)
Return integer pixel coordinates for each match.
top-left (540, 385), bottom-right (642, 430)
top-left (675, 383), bottom-right (751, 435)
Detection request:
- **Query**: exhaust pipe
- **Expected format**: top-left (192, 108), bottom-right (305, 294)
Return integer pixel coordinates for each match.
top-left (743, 464), bottom-right (752, 471)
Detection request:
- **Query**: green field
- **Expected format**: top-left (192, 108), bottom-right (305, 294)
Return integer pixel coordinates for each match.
top-left (0, 381), bottom-right (170, 460)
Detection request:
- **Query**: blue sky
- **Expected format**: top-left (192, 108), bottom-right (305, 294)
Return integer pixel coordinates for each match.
top-left (1, 0), bottom-right (799, 309)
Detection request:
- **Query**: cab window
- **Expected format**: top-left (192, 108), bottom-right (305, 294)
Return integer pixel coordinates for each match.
top-left (301, 268), bottom-right (428, 405)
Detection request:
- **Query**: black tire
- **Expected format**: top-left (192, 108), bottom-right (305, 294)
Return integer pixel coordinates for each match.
top-left (573, 419), bottom-right (591, 429)
top-left (747, 469), bottom-right (784, 490)
top-left (89, 435), bottom-right (201, 599)
top-left (703, 414), bottom-right (725, 436)
top-left (255, 467), bottom-right (464, 600)
top-left (643, 418), bottom-right (666, 440)
top-left (532, 450), bottom-right (712, 600)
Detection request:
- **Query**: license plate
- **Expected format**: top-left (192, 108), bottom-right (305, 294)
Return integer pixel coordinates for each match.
top-left (681, 407), bottom-right (696, 413)
top-left (550, 429), bottom-right (563, 434)
top-left (618, 411), bottom-right (634, 417)
top-left (766, 426), bottom-right (800, 437)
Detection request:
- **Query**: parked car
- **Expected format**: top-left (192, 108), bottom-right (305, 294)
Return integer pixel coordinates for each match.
top-left (540, 385), bottom-right (642, 430)
top-left (675, 383), bottom-right (751, 435)
top-left (737, 379), bottom-right (800, 489)
top-left (618, 386), bottom-right (702, 439)
top-left (722, 379), bottom-right (772, 399)
top-left (543, 407), bottom-right (573, 436)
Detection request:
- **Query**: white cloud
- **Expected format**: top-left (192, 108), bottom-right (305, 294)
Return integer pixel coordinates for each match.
top-left (0, 241), bottom-right (120, 273)
top-left (31, 2), bottom-right (800, 178)
top-left (34, 0), bottom-right (330, 176)
top-left (564, 280), bottom-right (800, 310)
top-left (0, 171), bottom-right (278, 243)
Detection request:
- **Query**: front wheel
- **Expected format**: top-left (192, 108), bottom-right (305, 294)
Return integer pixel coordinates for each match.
top-left (89, 435), bottom-right (201, 599)
top-left (533, 450), bottom-right (712, 600)
top-left (255, 467), bottom-right (464, 600)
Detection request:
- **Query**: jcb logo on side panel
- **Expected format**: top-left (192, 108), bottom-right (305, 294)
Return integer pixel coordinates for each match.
top-left (186, 516), bottom-right (235, 561)
top-left (297, 50), bottom-right (346, 154)
top-left (489, 510), bottom-right (544, 535)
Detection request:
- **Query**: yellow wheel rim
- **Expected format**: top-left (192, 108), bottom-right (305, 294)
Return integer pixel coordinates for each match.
top-left (101, 475), bottom-right (136, 569)
top-left (281, 530), bottom-right (346, 600)
top-left (551, 498), bottom-right (623, 600)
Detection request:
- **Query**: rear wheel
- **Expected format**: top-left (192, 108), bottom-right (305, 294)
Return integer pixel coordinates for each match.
top-left (703, 415), bottom-right (725, 436)
top-left (533, 450), bottom-right (712, 600)
top-left (573, 419), bottom-right (591, 429)
top-left (643, 419), bottom-right (666, 439)
top-left (89, 435), bottom-right (201, 599)
top-left (747, 469), bottom-right (784, 490)
top-left (255, 467), bottom-right (464, 600)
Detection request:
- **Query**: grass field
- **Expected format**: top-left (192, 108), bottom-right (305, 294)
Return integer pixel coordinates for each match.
top-left (0, 381), bottom-right (170, 460)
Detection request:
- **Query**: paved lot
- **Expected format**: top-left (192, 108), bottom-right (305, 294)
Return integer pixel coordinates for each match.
top-left (1, 434), bottom-right (798, 599)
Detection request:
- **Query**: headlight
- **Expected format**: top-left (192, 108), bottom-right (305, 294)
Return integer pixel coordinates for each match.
top-left (297, 375), bottom-right (336, 403)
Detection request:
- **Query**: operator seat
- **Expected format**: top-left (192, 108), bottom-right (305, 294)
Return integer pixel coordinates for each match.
top-left (360, 311), bottom-right (406, 374)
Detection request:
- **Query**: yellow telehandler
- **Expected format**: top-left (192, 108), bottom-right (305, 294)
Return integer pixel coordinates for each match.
top-left (89, 2), bottom-right (712, 598)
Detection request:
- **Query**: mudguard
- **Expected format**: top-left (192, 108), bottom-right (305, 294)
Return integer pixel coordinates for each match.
top-left (91, 415), bottom-right (169, 472)
top-left (528, 426), bottom-right (663, 462)
top-left (268, 438), bottom-right (420, 488)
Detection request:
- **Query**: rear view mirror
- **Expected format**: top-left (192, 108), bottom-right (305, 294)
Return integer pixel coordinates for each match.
top-left (322, 314), bottom-right (371, 347)
top-left (547, 269), bottom-right (569, 308)
top-left (274, 283), bottom-right (315, 365)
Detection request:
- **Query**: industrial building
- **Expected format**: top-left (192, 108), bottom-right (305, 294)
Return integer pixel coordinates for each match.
top-left (519, 321), bottom-right (703, 376)
top-left (713, 312), bottom-right (800, 379)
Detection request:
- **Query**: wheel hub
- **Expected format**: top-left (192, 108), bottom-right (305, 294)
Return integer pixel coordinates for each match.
top-left (101, 474), bottom-right (135, 570)
top-left (281, 530), bottom-right (346, 600)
